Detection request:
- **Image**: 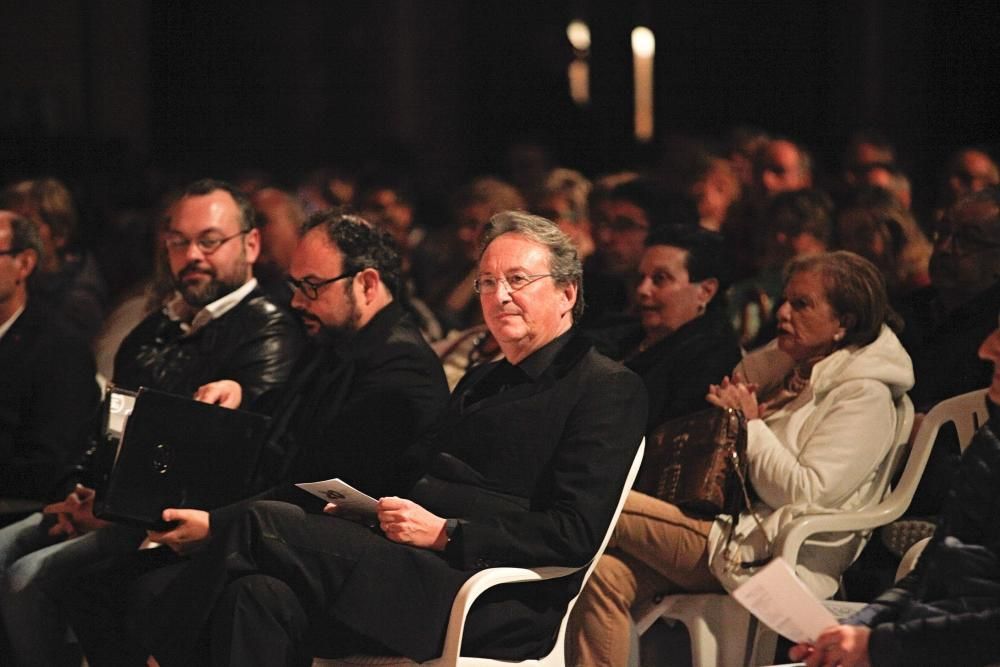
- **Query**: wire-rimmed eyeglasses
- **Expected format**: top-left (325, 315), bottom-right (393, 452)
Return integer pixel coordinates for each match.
top-left (473, 272), bottom-right (553, 295)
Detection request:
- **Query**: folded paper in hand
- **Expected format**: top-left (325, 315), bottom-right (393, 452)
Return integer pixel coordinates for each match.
top-left (295, 478), bottom-right (378, 518)
top-left (731, 557), bottom-right (837, 644)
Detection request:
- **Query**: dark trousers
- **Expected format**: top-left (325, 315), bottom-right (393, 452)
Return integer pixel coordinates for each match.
top-left (125, 501), bottom-right (464, 667)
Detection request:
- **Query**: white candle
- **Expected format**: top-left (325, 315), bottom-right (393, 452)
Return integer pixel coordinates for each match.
top-left (569, 59), bottom-right (589, 106)
top-left (567, 21), bottom-right (591, 106)
top-left (631, 26), bottom-right (655, 142)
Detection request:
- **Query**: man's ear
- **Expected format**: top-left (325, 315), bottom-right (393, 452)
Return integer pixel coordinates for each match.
top-left (560, 281), bottom-right (578, 318)
top-left (16, 248), bottom-right (38, 282)
top-left (243, 228), bottom-right (261, 264)
top-left (358, 267), bottom-right (381, 303)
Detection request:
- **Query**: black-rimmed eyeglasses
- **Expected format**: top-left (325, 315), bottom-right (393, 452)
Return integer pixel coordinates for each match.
top-left (287, 271), bottom-right (359, 300)
top-left (164, 230), bottom-right (249, 255)
top-left (473, 272), bottom-right (553, 295)
top-left (0, 247), bottom-right (23, 257)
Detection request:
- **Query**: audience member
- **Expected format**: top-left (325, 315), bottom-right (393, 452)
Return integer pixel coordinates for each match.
top-left (622, 224), bottom-right (741, 431)
top-left (0, 178), bottom-right (305, 667)
top-left (412, 176), bottom-right (525, 332)
top-left (570, 251), bottom-right (913, 665)
top-left (358, 175), bottom-right (423, 257)
top-left (835, 186), bottom-right (931, 303)
top-left (0, 178), bottom-right (109, 341)
top-left (899, 188), bottom-right (1000, 411)
top-left (297, 166), bottom-right (357, 215)
top-left (725, 136), bottom-right (815, 283)
top-left (841, 130), bottom-right (897, 188)
top-left (943, 147), bottom-right (1000, 206)
top-left (896, 188), bottom-right (1000, 518)
top-left (250, 186), bottom-right (306, 305)
top-left (790, 320), bottom-right (1000, 667)
top-left (729, 188), bottom-right (832, 348)
top-left (533, 167), bottom-right (595, 260)
top-left (98, 211), bottom-right (646, 666)
top-left (754, 138), bottom-right (814, 200)
top-left (690, 156), bottom-right (741, 232)
top-left (726, 125), bottom-right (770, 189)
top-left (0, 211), bottom-right (99, 502)
top-left (583, 177), bottom-right (699, 326)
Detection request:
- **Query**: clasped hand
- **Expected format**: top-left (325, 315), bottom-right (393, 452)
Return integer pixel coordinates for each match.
top-left (43, 484), bottom-right (108, 537)
top-left (324, 497), bottom-right (448, 551)
top-left (706, 372), bottom-right (763, 420)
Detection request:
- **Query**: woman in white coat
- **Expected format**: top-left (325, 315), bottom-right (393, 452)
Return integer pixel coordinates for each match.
top-left (570, 251), bottom-right (914, 666)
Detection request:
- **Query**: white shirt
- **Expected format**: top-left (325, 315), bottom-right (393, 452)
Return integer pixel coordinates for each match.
top-left (163, 278), bottom-right (259, 335)
top-left (0, 303), bottom-right (26, 342)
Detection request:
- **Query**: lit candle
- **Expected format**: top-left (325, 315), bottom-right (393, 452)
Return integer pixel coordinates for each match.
top-left (567, 20), bottom-right (591, 106)
top-left (631, 26), bottom-right (655, 142)
top-left (569, 59), bottom-right (589, 106)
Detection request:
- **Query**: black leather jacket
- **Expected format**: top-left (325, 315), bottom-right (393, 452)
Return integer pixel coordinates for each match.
top-left (113, 288), bottom-right (304, 406)
top-left (848, 397), bottom-right (1000, 666)
top-left (79, 288), bottom-right (304, 490)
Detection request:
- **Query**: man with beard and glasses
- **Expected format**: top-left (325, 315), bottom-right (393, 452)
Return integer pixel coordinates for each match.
top-left (63, 212), bottom-right (451, 667)
top-left (0, 179), bottom-right (304, 667)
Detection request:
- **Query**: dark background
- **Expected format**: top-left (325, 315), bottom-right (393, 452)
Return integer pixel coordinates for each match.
top-left (1, 0), bottom-right (998, 227)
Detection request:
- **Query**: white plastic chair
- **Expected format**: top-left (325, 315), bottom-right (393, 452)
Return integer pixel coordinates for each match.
top-left (634, 394), bottom-right (919, 667)
top-left (314, 438), bottom-right (645, 667)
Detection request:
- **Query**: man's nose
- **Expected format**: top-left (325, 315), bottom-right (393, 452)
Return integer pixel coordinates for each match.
top-left (184, 241), bottom-right (207, 262)
top-left (491, 280), bottom-right (514, 303)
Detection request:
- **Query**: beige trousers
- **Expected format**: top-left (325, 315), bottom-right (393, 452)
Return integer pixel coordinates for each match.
top-left (568, 491), bottom-right (722, 666)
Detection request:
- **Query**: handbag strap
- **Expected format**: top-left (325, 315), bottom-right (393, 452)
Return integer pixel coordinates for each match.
top-left (730, 448), bottom-right (774, 569)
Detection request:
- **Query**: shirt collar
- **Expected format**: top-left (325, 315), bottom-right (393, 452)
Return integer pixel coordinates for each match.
top-left (514, 327), bottom-right (575, 380)
top-left (163, 278), bottom-right (258, 334)
top-left (0, 303), bottom-right (26, 342)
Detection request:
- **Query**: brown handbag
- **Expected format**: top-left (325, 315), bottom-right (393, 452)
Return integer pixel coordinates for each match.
top-left (634, 406), bottom-right (751, 518)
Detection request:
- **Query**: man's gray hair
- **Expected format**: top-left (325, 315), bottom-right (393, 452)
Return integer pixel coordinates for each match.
top-left (479, 210), bottom-right (585, 320)
top-left (6, 212), bottom-right (43, 261)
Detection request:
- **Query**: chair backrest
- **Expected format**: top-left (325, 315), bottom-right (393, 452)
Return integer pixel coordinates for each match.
top-left (889, 388), bottom-right (988, 512)
top-left (868, 395), bottom-right (916, 507)
top-left (545, 438), bottom-right (646, 655)
top-left (774, 389), bottom-right (986, 564)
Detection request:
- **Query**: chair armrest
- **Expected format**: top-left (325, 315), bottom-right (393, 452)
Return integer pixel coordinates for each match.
top-left (774, 501), bottom-right (909, 565)
top-left (437, 565), bottom-right (584, 661)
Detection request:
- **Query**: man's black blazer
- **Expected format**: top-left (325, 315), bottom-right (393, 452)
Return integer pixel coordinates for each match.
top-left (0, 301), bottom-right (100, 500)
top-left (325, 332), bottom-right (648, 661)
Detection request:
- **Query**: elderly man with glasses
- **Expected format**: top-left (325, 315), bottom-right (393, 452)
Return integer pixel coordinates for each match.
top-left (0, 179), bottom-right (305, 667)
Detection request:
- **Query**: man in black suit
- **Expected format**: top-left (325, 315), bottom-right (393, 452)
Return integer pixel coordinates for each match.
top-left (66, 211), bottom-right (452, 666)
top-left (0, 210), bottom-right (99, 503)
top-left (133, 211), bottom-right (647, 667)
